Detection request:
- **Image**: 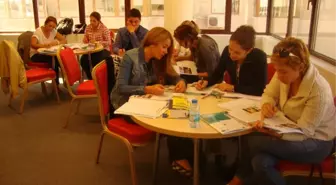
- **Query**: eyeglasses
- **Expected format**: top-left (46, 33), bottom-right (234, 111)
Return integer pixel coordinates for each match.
top-left (273, 47), bottom-right (297, 58)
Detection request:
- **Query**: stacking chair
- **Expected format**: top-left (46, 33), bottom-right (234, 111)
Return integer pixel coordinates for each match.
top-left (92, 60), bottom-right (154, 185)
top-left (277, 97), bottom-right (336, 184)
top-left (0, 40), bottom-right (59, 114)
top-left (56, 46), bottom-right (97, 128)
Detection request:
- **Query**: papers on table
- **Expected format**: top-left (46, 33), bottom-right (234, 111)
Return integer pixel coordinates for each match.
top-left (201, 112), bottom-right (250, 135)
top-left (222, 92), bottom-right (262, 101)
top-left (217, 98), bottom-right (303, 134)
top-left (173, 60), bottom-right (198, 76)
top-left (39, 45), bottom-right (59, 53)
top-left (64, 43), bottom-right (89, 50)
top-left (114, 95), bottom-right (169, 118)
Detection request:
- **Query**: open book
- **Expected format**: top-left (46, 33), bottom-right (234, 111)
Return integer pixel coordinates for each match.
top-left (173, 60), bottom-right (198, 76)
top-left (201, 112), bottom-right (250, 135)
top-left (114, 95), bottom-right (169, 118)
top-left (218, 98), bottom-right (303, 134)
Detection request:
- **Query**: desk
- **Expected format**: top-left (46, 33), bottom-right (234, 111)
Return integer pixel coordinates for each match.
top-left (132, 96), bottom-right (252, 185)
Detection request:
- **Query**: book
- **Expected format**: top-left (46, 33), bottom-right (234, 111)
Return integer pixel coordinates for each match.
top-left (201, 112), bottom-right (250, 135)
top-left (173, 60), bottom-right (198, 76)
top-left (218, 98), bottom-right (303, 134)
top-left (114, 95), bottom-right (169, 118)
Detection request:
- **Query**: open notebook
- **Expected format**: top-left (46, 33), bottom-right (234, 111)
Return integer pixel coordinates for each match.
top-left (218, 98), bottom-right (303, 134)
top-left (114, 95), bottom-right (169, 118)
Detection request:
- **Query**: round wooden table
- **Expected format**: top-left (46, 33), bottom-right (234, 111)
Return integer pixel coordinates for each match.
top-left (132, 95), bottom-right (252, 185)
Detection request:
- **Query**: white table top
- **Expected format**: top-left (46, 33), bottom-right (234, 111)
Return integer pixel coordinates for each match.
top-left (37, 43), bottom-right (104, 56)
top-left (132, 95), bottom-right (252, 139)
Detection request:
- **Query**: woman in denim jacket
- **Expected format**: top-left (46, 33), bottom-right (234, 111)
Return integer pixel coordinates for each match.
top-left (111, 27), bottom-right (187, 113)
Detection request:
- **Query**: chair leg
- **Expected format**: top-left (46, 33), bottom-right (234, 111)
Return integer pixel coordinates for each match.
top-left (152, 133), bottom-right (161, 185)
top-left (52, 80), bottom-right (60, 103)
top-left (19, 88), bottom-right (28, 114)
top-left (96, 132), bottom-right (106, 164)
top-left (317, 164), bottom-right (324, 185)
top-left (308, 164), bottom-right (315, 185)
top-left (128, 148), bottom-right (137, 185)
top-left (75, 99), bottom-right (82, 115)
top-left (64, 98), bottom-right (76, 128)
top-left (41, 82), bottom-right (48, 98)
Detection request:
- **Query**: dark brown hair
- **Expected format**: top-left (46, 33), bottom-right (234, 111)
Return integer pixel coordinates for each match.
top-left (90, 11), bottom-right (101, 22)
top-left (230, 25), bottom-right (256, 50)
top-left (174, 24), bottom-right (198, 42)
top-left (271, 37), bottom-right (310, 74)
top-left (44, 16), bottom-right (57, 25)
top-left (141, 27), bottom-right (177, 83)
top-left (128, 8), bottom-right (141, 19)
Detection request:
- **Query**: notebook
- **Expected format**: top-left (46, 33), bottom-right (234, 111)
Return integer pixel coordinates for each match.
top-left (201, 112), bottom-right (250, 135)
top-left (114, 95), bottom-right (169, 118)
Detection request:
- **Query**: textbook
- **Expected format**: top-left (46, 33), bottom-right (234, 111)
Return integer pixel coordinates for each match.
top-left (201, 112), bottom-right (250, 135)
top-left (114, 95), bottom-right (169, 118)
top-left (218, 98), bottom-right (303, 134)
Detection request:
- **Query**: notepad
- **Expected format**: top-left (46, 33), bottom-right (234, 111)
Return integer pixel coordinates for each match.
top-left (114, 96), bottom-right (168, 118)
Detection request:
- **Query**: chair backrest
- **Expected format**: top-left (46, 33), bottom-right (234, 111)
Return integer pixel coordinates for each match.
top-left (57, 47), bottom-right (81, 86)
top-left (267, 63), bottom-right (276, 84)
top-left (17, 31), bottom-right (33, 64)
top-left (223, 71), bottom-right (231, 84)
top-left (109, 30), bottom-right (115, 51)
top-left (92, 61), bottom-right (110, 129)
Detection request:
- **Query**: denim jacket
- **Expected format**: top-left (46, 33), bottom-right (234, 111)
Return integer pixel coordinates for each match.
top-left (111, 47), bottom-right (183, 109)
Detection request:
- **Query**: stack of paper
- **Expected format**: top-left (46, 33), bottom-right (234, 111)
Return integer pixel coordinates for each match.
top-left (114, 96), bottom-right (168, 118)
top-left (263, 112), bottom-right (303, 134)
top-left (201, 112), bottom-right (250, 135)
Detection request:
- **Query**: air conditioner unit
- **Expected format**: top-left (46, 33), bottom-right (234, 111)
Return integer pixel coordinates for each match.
top-left (207, 15), bottom-right (224, 29)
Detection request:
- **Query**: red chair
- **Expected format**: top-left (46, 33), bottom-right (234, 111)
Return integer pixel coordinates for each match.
top-left (56, 47), bottom-right (97, 128)
top-left (267, 63), bottom-right (276, 84)
top-left (224, 71), bottom-right (231, 84)
top-left (92, 60), bottom-right (154, 185)
top-left (278, 97), bottom-right (336, 184)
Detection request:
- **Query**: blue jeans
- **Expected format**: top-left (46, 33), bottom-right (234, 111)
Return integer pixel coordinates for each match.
top-left (236, 133), bottom-right (333, 185)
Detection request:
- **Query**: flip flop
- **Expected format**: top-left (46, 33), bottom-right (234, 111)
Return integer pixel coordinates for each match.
top-left (171, 161), bottom-right (193, 178)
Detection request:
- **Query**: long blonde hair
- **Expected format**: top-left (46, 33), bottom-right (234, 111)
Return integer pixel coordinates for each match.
top-left (141, 27), bottom-right (177, 83)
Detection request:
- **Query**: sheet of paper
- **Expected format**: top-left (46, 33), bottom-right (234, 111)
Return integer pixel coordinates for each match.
top-left (222, 92), bottom-right (262, 101)
top-left (173, 60), bottom-right (198, 75)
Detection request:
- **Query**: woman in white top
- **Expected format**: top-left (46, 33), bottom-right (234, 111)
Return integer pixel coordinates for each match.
top-left (228, 37), bottom-right (335, 185)
top-left (30, 16), bottom-right (66, 85)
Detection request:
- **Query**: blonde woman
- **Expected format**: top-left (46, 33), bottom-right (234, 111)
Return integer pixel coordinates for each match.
top-left (228, 37), bottom-right (336, 185)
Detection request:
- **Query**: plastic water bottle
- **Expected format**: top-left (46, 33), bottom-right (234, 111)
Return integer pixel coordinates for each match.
top-left (189, 99), bottom-right (200, 128)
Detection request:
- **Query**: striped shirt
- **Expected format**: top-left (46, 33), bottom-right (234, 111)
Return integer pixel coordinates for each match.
top-left (83, 23), bottom-right (111, 51)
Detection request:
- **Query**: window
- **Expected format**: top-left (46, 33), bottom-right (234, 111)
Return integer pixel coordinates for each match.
top-left (193, 0), bottom-right (225, 30)
top-left (85, 0), bottom-right (125, 29)
top-left (291, 0), bottom-right (311, 44)
top-left (232, 0), bottom-right (268, 32)
top-left (130, 0), bottom-right (164, 29)
top-left (314, 0), bottom-right (336, 60)
top-left (0, 0), bottom-right (35, 32)
top-left (37, 0), bottom-right (79, 28)
top-left (270, 0), bottom-right (290, 38)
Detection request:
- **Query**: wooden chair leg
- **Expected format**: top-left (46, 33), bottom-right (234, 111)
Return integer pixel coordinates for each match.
top-left (64, 98), bottom-right (76, 128)
top-left (96, 132), bottom-right (106, 164)
top-left (41, 82), bottom-right (48, 98)
top-left (128, 148), bottom-right (137, 185)
top-left (75, 99), bottom-right (82, 115)
top-left (52, 80), bottom-right (60, 103)
top-left (19, 88), bottom-right (29, 114)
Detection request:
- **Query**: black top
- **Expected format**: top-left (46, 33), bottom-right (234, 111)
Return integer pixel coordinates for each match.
top-left (207, 46), bottom-right (267, 96)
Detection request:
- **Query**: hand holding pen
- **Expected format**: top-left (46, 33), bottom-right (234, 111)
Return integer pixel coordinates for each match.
top-left (195, 77), bottom-right (208, 90)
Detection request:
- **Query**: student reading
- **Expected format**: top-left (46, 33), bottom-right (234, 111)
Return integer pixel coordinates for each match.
top-left (196, 25), bottom-right (267, 96)
top-left (110, 27), bottom-right (187, 117)
top-left (228, 37), bottom-right (336, 185)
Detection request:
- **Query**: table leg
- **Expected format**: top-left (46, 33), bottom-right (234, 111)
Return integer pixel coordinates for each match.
top-left (193, 138), bottom-right (200, 185)
top-left (52, 56), bottom-right (55, 69)
top-left (152, 133), bottom-right (161, 185)
top-left (88, 53), bottom-right (93, 71)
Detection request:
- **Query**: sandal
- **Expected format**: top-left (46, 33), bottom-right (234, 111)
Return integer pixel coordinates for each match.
top-left (171, 161), bottom-right (193, 178)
